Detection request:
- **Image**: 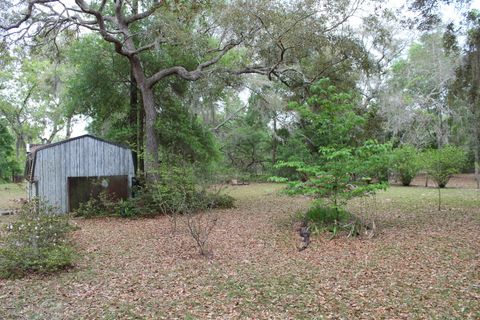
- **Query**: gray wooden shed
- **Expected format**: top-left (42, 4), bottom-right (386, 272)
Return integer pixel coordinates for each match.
top-left (25, 135), bottom-right (135, 213)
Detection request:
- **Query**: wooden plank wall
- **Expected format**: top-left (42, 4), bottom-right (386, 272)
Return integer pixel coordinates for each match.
top-left (32, 136), bottom-right (135, 213)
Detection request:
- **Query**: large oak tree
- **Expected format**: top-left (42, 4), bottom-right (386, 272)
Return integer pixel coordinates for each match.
top-left (1, 0), bottom-right (384, 175)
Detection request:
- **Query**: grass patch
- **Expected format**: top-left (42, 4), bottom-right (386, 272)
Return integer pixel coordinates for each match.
top-left (305, 205), bottom-right (351, 226)
top-left (359, 186), bottom-right (480, 210)
top-left (0, 183), bottom-right (26, 209)
top-left (224, 183), bottom-right (285, 201)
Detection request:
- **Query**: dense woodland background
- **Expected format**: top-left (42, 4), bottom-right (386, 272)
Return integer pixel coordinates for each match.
top-left (0, 2), bottom-right (480, 317)
top-left (0, 0), bottom-right (479, 186)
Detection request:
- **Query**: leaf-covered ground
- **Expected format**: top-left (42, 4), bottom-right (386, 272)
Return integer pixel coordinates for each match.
top-left (408, 173), bottom-right (479, 189)
top-left (0, 183), bottom-right (479, 319)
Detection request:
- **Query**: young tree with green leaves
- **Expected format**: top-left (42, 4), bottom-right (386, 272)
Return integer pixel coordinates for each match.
top-left (273, 143), bottom-right (389, 214)
top-left (288, 78), bottom-right (366, 152)
top-left (423, 145), bottom-right (466, 210)
top-left (392, 145), bottom-right (422, 186)
top-left (270, 80), bottom-right (390, 236)
top-left (424, 145), bottom-right (466, 188)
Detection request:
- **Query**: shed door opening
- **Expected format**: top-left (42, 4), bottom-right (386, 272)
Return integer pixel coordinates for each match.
top-left (67, 175), bottom-right (128, 212)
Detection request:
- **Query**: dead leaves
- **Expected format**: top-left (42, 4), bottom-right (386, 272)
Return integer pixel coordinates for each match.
top-left (0, 183), bottom-right (479, 319)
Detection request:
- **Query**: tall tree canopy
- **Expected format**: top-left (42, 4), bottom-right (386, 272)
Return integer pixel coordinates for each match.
top-left (379, 30), bottom-right (460, 148)
top-left (0, 0), bottom-right (394, 177)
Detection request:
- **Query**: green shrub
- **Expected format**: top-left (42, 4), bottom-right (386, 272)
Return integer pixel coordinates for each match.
top-left (305, 205), bottom-right (351, 226)
top-left (424, 146), bottom-right (467, 188)
top-left (272, 143), bottom-right (389, 211)
top-left (355, 140), bottom-right (393, 183)
top-left (204, 192), bottom-right (235, 209)
top-left (302, 204), bottom-right (373, 238)
top-left (0, 199), bottom-right (75, 278)
top-left (151, 164), bottom-right (197, 214)
top-left (150, 160), bottom-right (236, 213)
top-left (117, 199), bottom-right (137, 217)
top-left (121, 176), bottom-right (159, 217)
top-left (70, 161), bottom-right (235, 219)
top-left (74, 191), bottom-right (120, 217)
top-left (392, 145), bottom-right (421, 186)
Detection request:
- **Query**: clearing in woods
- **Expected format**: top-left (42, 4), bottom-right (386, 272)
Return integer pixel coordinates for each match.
top-left (0, 183), bottom-right (26, 210)
top-left (0, 182), bottom-right (479, 319)
top-left (0, 183), bottom-right (26, 225)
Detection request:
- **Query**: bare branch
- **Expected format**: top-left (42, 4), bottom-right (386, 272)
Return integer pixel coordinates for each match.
top-left (230, 66), bottom-right (270, 76)
top-left (74, 0), bottom-right (129, 56)
top-left (212, 104), bottom-right (248, 132)
top-left (0, 0), bottom-right (57, 30)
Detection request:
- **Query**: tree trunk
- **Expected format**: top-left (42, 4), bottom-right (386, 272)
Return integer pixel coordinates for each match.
top-left (474, 147), bottom-right (479, 189)
top-left (210, 104), bottom-right (216, 126)
top-left (471, 31), bottom-right (480, 189)
top-left (140, 85), bottom-right (159, 175)
top-left (127, 53), bottom-right (158, 178)
top-left (129, 0), bottom-right (144, 174)
top-left (437, 106), bottom-right (449, 148)
top-left (272, 113), bottom-right (277, 165)
top-left (15, 135), bottom-right (25, 162)
top-left (65, 116), bottom-right (72, 138)
top-left (129, 66), bottom-right (139, 172)
top-left (473, 121), bottom-right (480, 189)
top-left (137, 94), bottom-right (145, 173)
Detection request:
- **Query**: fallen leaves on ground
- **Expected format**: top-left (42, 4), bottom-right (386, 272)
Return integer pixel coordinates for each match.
top-left (0, 184), bottom-right (479, 319)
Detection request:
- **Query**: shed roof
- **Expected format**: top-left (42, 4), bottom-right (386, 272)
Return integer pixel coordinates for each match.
top-left (32, 134), bottom-right (130, 153)
top-left (25, 135), bottom-right (132, 181)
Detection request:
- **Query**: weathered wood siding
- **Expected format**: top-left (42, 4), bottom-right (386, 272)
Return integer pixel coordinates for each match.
top-left (31, 136), bottom-right (134, 213)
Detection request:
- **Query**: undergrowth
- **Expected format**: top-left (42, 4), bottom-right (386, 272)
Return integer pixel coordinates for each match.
top-left (0, 199), bottom-right (75, 278)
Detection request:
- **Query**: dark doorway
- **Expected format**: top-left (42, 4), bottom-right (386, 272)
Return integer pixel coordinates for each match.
top-left (67, 175), bottom-right (129, 212)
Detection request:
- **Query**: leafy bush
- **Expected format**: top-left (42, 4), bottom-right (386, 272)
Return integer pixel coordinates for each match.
top-left (424, 146), bottom-right (467, 188)
top-left (74, 191), bottom-right (120, 217)
top-left (150, 159), bottom-right (235, 212)
top-left (355, 140), bottom-right (393, 182)
top-left (271, 141), bottom-right (387, 239)
top-left (305, 205), bottom-right (351, 226)
top-left (121, 178), bottom-right (159, 217)
top-left (204, 192), bottom-right (235, 209)
top-left (0, 199), bottom-right (75, 278)
top-left (72, 159), bottom-right (236, 219)
top-left (272, 142), bottom-right (389, 210)
top-left (151, 163), bottom-right (197, 214)
top-left (303, 204), bottom-right (370, 238)
top-left (392, 145), bottom-right (422, 186)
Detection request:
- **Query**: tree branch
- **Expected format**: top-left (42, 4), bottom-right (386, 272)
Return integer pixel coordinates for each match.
top-left (124, 2), bottom-right (163, 25)
top-left (212, 104), bottom-right (248, 132)
top-left (146, 40), bottom-right (241, 87)
top-left (72, 0), bottom-right (131, 56)
top-left (0, 0), bottom-right (57, 30)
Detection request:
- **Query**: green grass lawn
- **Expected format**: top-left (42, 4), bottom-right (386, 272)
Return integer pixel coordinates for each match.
top-left (374, 186), bottom-right (480, 209)
top-left (0, 183), bottom-right (479, 319)
top-left (0, 183), bottom-right (26, 210)
top-left (223, 182), bottom-right (286, 201)
top-left (0, 183), bottom-right (26, 230)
